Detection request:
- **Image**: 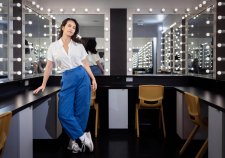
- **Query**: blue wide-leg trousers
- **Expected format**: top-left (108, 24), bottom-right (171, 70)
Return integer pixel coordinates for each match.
top-left (58, 66), bottom-right (91, 140)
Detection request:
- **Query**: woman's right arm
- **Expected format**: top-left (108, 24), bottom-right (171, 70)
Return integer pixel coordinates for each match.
top-left (33, 60), bottom-right (53, 94)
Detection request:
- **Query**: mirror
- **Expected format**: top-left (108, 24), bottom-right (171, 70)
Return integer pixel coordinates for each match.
top-left (0, 0), bottom-right (9, 79)
top-left (52, 14), bottom-right (105, 75)
top-left (132, 14), bottom-right (183, 74)
top-left (187, 5), bottom-right (215, 78)
top-left (24, 9), bottom-right (51, 78)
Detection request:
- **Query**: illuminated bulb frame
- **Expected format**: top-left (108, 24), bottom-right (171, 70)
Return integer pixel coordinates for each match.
top-left (36, 7), bottom-right (111, 75)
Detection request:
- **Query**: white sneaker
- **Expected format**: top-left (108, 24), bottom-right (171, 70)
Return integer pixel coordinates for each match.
top-left (81, 132), bottom-right (94, 152)
top-left (67, 139), bottom-right (81, 153)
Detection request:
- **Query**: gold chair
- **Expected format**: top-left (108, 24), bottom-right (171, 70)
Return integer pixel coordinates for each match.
top-left (0, 111), bottom-right (12, 157)
top-left (90, 90), bottom-right (99, 138)
top-left (179, 92), bottom-right (208, 158)
top-left (135, 85), bottom-right (166, 138)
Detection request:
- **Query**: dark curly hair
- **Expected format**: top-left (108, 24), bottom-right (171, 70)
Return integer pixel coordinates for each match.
top-left (58, 18), bottom-right (81, 43)
top-left (86, 38), bottom-right (97, 54)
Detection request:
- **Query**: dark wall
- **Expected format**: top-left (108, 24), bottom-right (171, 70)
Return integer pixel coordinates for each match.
top-left (110, 9), bottom-right (127, 75)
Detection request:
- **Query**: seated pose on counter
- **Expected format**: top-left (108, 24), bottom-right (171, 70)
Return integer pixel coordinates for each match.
top-left (33, 18), bottom-right (97, 153)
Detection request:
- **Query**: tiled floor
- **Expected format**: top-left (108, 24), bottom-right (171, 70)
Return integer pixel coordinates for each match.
top-left (33, 127), bottom-right (208, 158)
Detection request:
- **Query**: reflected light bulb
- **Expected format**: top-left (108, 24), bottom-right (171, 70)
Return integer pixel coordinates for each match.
top-left (217, 71), bottom-right (222, 75)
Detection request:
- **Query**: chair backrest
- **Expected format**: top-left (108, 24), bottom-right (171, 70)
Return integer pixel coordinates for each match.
top-left (139, 85), bottom-right (164, 102)
top-left (90, 90), bottom-right (96, 106)
top-left (0, 111), bottom-right (12, 155)
top-left (184, 92), bottom-right (201, 124)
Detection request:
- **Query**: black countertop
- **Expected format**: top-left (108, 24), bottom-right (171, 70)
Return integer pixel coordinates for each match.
top-left (0, 86), bottom-right (60, 115)
top-left (175, 86), bottom-right (225, 112)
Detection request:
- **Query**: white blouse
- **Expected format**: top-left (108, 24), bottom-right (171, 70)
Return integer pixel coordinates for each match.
top-left (87, 51), bottom-right (101, 66)
top-left (47, 39), bottom-right (87, 72)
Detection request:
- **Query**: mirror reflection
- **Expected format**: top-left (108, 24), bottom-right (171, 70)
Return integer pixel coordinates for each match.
top-left (53, 14), bottom-right (105, 75)
top-left (24, 12), bottom-right (50, 77)
top-left (187, 6), bottom-right (214, 78)
top-left (132, 14), bottom-right (183, 74)
top-left (0, 0), bottom-right (8, 79)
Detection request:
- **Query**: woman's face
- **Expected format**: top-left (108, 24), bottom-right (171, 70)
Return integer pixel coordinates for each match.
top-left (62, 20), bottom-right (76, 37)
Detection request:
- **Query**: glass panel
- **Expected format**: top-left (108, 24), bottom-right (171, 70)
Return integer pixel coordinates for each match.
top-left (0, 0), bottom-right (8, 79)
top-left (24, 12), bottom-right (50, 77)
top-left (132, 14), bottom-right (183, 74)
top-left (53, 14), bottom-right (105, 75)
top-left (187, 6), bottom-right (214, 78)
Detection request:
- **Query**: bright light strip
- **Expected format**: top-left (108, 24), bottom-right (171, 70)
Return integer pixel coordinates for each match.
top-left (218, 15), bottom-right (225, 20)
top-left (217, 57), bottom-right (225, 61)
top-left (218, 30), bottom-right (225, 34)
top-left (218, 2), bottom-right (225, 6)
top-left (217, 71), bottom-right (225, 75)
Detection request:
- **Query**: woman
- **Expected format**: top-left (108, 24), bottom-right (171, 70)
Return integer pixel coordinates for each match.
top-left (86, 39), bottom-right (104, 75)
top-left (33, 18), bottom-right (97, 153)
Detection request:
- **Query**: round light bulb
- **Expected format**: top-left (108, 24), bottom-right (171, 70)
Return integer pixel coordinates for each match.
top-left (217, 57), bottom-right (222, 61)
top-left (0, 71), bottom-right (4, 75)
top-left (17, 30), bottom-right (21, 34)
top-left (16, 58), bottom-right (21, 62)
top-left (17, 44), bottom-right (21, 48)
top-left (217, 43), bottom-right (222, 47)
top-left (17, 17), bottom-right (21, 21)
top-left (217, 71), bottom-right (222, 75)
top-left (206, 33), bottom-right (210, 36)
top-left (17, 71), bottom-right (22, 75)
top-left (16, 3), bottom-right (21, 7)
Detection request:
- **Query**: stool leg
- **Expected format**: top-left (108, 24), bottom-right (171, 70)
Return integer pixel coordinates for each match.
top-left (195, 138), bottom-right (208, 158)
top-left (179, 125), bottom-right (200, 155)
top-left (161, 106), bottom-right (166, 138)
top-left (136, 104), bottom-right (140, 137)
top-left (159, 109), bottom-right (161, 129)
top-left (94, 103), bottom-right (99, 138)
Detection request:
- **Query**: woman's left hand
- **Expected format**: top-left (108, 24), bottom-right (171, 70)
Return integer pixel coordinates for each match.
top-left (92, 79), bottom-right (97, 91)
